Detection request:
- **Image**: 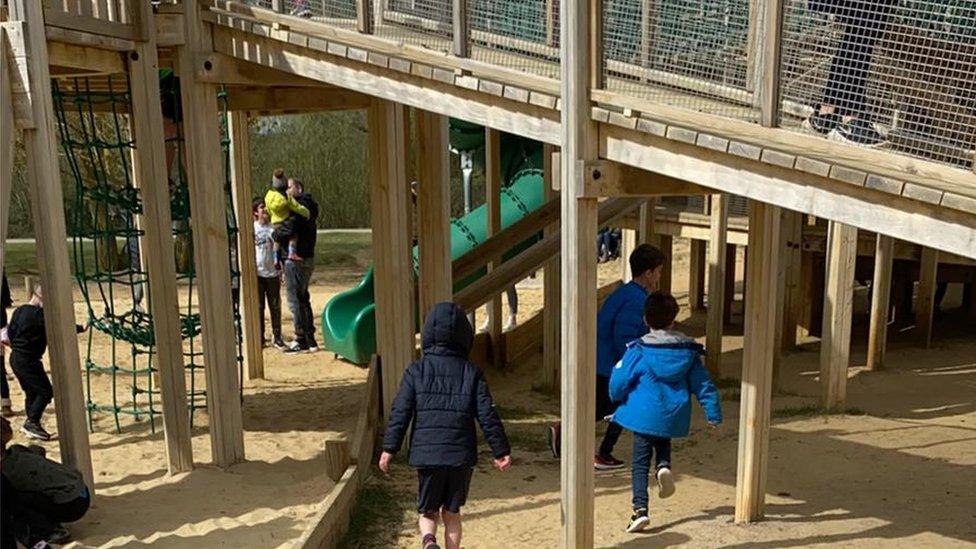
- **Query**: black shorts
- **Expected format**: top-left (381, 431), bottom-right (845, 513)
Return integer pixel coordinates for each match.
top-left (417, 466), bottom-right (473, 514)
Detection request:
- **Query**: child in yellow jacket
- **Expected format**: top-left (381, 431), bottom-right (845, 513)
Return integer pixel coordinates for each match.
top-left (264, 169), bottom-right (309, 261)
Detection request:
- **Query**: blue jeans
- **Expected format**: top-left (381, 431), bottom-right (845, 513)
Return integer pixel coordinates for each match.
top-left (632, 433), bottom-right (672, 510)
top-left (284, 260), bottom-right (316, 347)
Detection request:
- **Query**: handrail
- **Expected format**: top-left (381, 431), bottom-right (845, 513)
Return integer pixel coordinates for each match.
top-left (42, 0), bottom-right (141, 41)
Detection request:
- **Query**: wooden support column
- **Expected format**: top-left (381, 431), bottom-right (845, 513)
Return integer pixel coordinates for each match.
top-left (0, 29), bottom-right (13, 276)
top-left (724, 243), bottom-right (737, 326)
top-left (485, 128), bottom-right (503, 366)
top-left (705, 194), bottom-right (729, 377)
top-left (689, 239), bottom-right (706, 310)
top-left (637, 198), bottom-right (657, 246)
top-left (756, 0), bottom-right (785, 127)
top-left (357, 0), bottom-right (374, 34)
top-left (229, 111), bottom-right (263, 380)
top-left (178, 0), bottom-right (245, 467)
top-left (369, 99), bottom-right (415, 414)
top-left (866, 234), bottom-right (894, 370)
top-left (127, 3), bottom-right (194, 473)
top-left (819, 221), bottom-right (857, 411)
top-left (779, 210), bottom-right (803, 350)
top-left (916, 247), bottom-right (939, 348)
top-left (417, 111), bottom-right (452, 324)
top-left (541, 143), bottom-right (560, 392)
top-left (620, 229), bottom-right (636, 282)
top-left (659, 234), bottom-right (673, 293)
top-left (10, 0), bottom-right (94, 489)
top-left (734, 200), bottom-right (783, 523)
top-left (560, 0), bottom-right (600, 545)
top-left (452, 0), bottom-right (469, 57)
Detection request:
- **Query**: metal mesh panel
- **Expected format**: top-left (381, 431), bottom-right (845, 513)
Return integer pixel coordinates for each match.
top-left (603, 0), bottom-right (759, 121)
top-left (379, 0), bottom-right (454, 51)
top-left (468, 0), bottom-right (560, 78)
top-left (781, 0), bottom-right (976, 168)
top-left (283, 0), bottom-right (359, 22)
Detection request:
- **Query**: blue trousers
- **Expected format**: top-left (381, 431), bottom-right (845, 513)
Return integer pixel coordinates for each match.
top-left (632, 433), bottom-right (672, 510)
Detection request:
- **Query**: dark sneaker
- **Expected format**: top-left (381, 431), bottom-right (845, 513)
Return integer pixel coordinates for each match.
top-left (656, 467), bottom-right (675, 499)
top-left (594, 454), bottom-right (626, 471)
top-left (421, 533), bottom-right (440, 549)
top-left (804, 109), bottom-right (841, 135)
top-left (830, 118), bottom-right (886, 148)
top-left (626, 508), bottom-right (650, 533)
top-left (45, 525), bottom-right (72, 545)
top-left (283, 342), bottom-right (308, 354)
top-left (273, 338), bottom-right (288, 351)
top-left (546, 423), bottom-right (561, 459)
top-left (21, 419), bottom-right (52, 441)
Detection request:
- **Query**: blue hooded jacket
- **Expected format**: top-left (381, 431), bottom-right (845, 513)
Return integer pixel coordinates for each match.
top-left (609, 329), bottom-right (722, 438)
top-left (596, 281), bottom-right (649, 378)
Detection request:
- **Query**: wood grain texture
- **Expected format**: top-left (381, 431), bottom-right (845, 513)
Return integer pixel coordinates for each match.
top-left (705, 194), bottom-right (729, 377)
top-left (819, 221), bottom-right (857, 410)
top-left (866, 234), bottom-right (894, 370)
top-left (417, 110), bottom-right (452, 324)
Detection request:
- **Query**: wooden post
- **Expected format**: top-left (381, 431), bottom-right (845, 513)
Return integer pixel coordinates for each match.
top-left (639, 0), bottom-right (654, 68)
top-left (0, 30), bottom-right (12, 277)
top-left (452, 0), bottom-right (469, 57)
top-left (127, 4), bottom-right (194, 473)
top-left (779, 210), bottom-right (802, 350)
top-left (368, 99), bottom-right (415, 414)
top-left (705, 194), bottom-right (728, 377)
top-left (689, 239), bottom-right (706, 310)
top-left (541, 143), bottom-right (560, 392)
top-left (637, 198), bottom-right (657, 247)
top-left (734, 200), bottom-right (783, 523)
top-left (485, 128), bottom-right (503, 365)
top-left (866, 234), bottom-right (894, 370)
top-left (545, 0), bottom-right (558, 47)
top-left (756, 0), bottom-right (785, 127)
top-left (916, 247), bottom-right (939, 348)
top-left (620, 229), bottom-right (636, 282)
top-left (560, 0), bottom-right (600, 544)
top-left (356, 0), bottom-right (374, 34)
top-left (724, 243), bottom-right (737, 326)
top-left (229, 111), bottom-right (263, 380)
top-left (416, 111), bottom-right (452, 324)
top-left (324, 438), bottom-right (351, 482)
top-left (819, 221), bottom-right (857, 411)
top-left (658, 234), bottom-right (673, 293)
top-left (178, 0), bottom-right (245, 467)
top-left (9, 0), bottom-right (94, 489)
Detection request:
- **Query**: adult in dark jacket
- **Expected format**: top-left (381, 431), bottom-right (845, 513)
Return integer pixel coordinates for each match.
top-left (380, 302), bottom-right (511, 549)
top-left (1, 271), bottom-right (12, 416)
top-left (275, 178), bottom-right (320, 352)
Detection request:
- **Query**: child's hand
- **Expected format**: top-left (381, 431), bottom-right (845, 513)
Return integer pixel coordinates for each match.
top-left (378, 451), bottom-right (394, 474)
top-left (493, 455), bottom-right (512, 471)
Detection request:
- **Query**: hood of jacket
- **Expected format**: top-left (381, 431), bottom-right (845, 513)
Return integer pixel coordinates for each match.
top-left (634, 329), bottom-right (703, 383)
top-left (421, 302), bottom-right (474, 357)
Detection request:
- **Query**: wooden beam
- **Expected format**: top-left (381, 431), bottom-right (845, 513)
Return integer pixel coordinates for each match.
top-left (368, 99), bottom-right (415, 414)
top-left (42, 8), bottom-right (137, 41)
top-left (485, 127), bottom-right (503, 364)
top-left (9, 0), bottom-right (94, 490)
top-left (819, 221), bottom-right (857, 410)
top-left (916, 247), bottom-right (939, 348)
top-left (734, 200), bottom-right (782, 523)
top-left (324, 438), bottom-right (351, 483)
top-left (126, 2), bottom-right (194, 474)
top-left (705, 194), bottom-right (729, 377)
top-left (689, 238), bottom-right (706, 310)
top-left (452, 0), bottom-right (469, 58)
top-left (178, 0), bottom-right (245, 467)
top-left (541, 143), bottom-right (560, 392)
top-left (866, 234), bottom-right (894, 371)
top-left (46, 41), bottom-right (124, 74)
top-left (196, 53), bottom-right (333, 87)
top-left (780, 210), bottom-right (803, 350)
top-left (44, 25), bottom-right (135, 52)
top-left (756, 0), bottom-right (785, 126)
top-left (659, 234), bottom-right (673, 293)
top-left (417, 110), bottom-right (452, 323)
top-left (0, 27), bottom-right (14, 276)
top-left (357, 0), bottom-right (374, 34)
top-left (229, 111), bottom-right (264, 380)
top-left (223, 85), bottom-right (371, 113)
top-left (584, 160), bottom-right (713, 197)
top-left (637, 198), bottom-right (657, 247)
top-left (620, 229), bottom-right (635, 282)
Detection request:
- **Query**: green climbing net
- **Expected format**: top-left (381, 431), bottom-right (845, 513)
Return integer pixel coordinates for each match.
top-left (52, 73), bottom-right (243, 434)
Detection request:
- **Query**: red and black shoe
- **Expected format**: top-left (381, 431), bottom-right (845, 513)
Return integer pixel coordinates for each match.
top-left (594, 454), bottom-right (626, 471)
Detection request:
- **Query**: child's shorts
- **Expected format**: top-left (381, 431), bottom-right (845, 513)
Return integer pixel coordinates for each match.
top-left (416, 466), bottom-right (473, 514)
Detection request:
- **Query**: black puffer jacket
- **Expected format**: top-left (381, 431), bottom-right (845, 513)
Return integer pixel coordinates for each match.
top-left (382, 302), bottom-right (511, 468)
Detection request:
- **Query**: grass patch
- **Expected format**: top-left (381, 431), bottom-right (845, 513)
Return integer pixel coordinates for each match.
top-left (340, 477), bottom-right (408, 548)
top-left (772, 405), bottom-right (867, 419)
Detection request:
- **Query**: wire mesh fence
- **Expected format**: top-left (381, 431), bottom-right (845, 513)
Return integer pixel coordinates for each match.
top-left (468, 0), bottom-right (560, 79)
top-left (379, 0), bottom-right (454, 51)
top-left (603, 0), bottom-right (759, 121)
top-left (282, 0), bottom-right (359, 23)
top-left (781, 0), bottom-right (976, 168)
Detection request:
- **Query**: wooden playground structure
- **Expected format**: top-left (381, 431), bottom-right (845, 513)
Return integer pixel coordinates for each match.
top-left (1, 0), bottom-right (975, 547)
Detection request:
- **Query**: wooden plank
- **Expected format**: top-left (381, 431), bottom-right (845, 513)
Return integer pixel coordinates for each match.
top-left (45, 24), bottom-right (135, 51)
top-left (229, 111), bottom-right (264, 380)
top-left (689, 238), bottom-right (706, 310)
top-left (637, 198), bottom-right (657, 247)
top-left (295, 465), bottom-right (361, 549)
top-left (779, 210), bottom-right (802, 351)
top-left (452, 198), bottom-right (559, 280)
top-left (0, 27), bottom-right (14, 276)
top-left (734, 200), bottom-right (782, 523)
top-left (916, 247), bottom-right (939, 348)
top-left (357, 0), bottom-right (374, 34)
top-left (866, 234), bottom-right (894, 371)
top-left (324, 438), bottom-right (351, 483)
top-left (178, 0), bottom-right (245, 467)
top-left (46, 41), bottom-right (124, 74)
top-left (584, 160), bottom-right (712, 197)
top-left (223, 85), bottom-right (371, 112)
top-left (9, 0), bottom-right (94, 491)
top-left (485, 127), bottom-right (503, 364)
top-left (620, 229), bottom-right (635, 282)
top-left (658, 234), bottom-right (673, 293)
top-left (819, 221), bottom-right (857, 410)
top-left (417, 110), bottom-right (452, 323)
top-left (452, 0), bottom-right (468, 58)
top-left (756, 0), bottom-right (784, 127)
top-left (127, 5), bottom-right (194, 474)
top-left (197, 53), bottom-right (337, 87)
top-left (542, 143), bottom-right (560, 393)
top-left (705, 194), bottom-right (729, 377)
top-left (43, 8), bottom-right (136, 41)
top-left (368, 99), bottom-right (415, 414)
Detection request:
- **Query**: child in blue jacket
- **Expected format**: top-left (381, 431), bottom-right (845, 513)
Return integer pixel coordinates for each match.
top-left (609, 292), bottom-right (722, 533)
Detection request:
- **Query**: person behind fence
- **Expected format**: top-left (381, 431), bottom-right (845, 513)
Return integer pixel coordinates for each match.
top-left (1, 417), bottom-right (91, 546)
top-left (609, 291), bottom-right (722, 533)
top-left (805, 0), bottom-right (898, 147)
top-left (264, 168), bottom-right (310, 262)
top-left (1, 270), bottom-right (12, 417)
top-left (253, 198), bottom-right (286, 351)
top-left (379, 301), bottom-right (512, 549)
top-left (1, 285), bottom-right (86, 441)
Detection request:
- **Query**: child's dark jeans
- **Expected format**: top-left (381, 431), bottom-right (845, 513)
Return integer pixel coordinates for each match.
top-left (631, 433), bottom-right (672, 510)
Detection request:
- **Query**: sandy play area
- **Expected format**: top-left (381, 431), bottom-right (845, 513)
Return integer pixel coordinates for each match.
top-left (4, 238), bottom-right (975, 547)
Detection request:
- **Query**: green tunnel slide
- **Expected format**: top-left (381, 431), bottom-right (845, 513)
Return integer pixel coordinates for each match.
top-left (321, 121), bottom-right (545, 364)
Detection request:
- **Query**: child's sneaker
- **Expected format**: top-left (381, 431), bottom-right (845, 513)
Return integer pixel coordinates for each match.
top-left (421, 533), bottom-right (440, 549)
top-left (594, 454), bottom-right (625, 471)
top-left (626, 508), bottom-right (650, 533)
top-left (21, 419), bottom-right (52, 441)
top-left (273, 337), bottom-right (288, 350)
top-left (657, 467), bottom-right (675, 499)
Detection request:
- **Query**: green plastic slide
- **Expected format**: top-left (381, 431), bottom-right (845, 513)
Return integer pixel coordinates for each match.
top-left (321, 122), bottom-right (545, 364)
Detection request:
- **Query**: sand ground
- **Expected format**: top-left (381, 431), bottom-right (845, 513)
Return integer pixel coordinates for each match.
top-left (4, 239), bottom-right (975, 547)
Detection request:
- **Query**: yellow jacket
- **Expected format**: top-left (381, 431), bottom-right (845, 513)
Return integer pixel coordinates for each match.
top-left (264, 189), bottom-right (309, 225)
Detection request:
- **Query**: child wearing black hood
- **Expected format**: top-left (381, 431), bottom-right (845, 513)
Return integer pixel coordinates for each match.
top-left (380, 302), bottom-right (512, 549)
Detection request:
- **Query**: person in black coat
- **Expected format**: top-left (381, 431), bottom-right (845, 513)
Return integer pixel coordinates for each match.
top-left (1, 271), bottom-right (12, 417)
top-left (379, 301), bottom-right (512, 549)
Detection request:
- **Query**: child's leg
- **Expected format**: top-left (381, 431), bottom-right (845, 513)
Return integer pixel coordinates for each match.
top-left (441, 511), bottom-right (462, 549)
top-left (653, 437), bottom-right (672, 471)
top-left (631, 433), bottom-right (653, 510)
top-left (418, 512), bottom-right (439, 547)
top-left (287, 236), bottom-right (300, 260)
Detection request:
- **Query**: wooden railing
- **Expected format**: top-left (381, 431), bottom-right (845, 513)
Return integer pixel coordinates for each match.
top-left (41, 0), bottom-right (144, 41)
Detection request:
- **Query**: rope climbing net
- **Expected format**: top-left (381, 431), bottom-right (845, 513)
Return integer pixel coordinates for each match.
top-left (52, 73), bottom-right (243, 434)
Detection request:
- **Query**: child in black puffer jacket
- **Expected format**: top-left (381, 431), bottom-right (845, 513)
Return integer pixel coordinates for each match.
top-left (380, 301), bottom-right (512, 549)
